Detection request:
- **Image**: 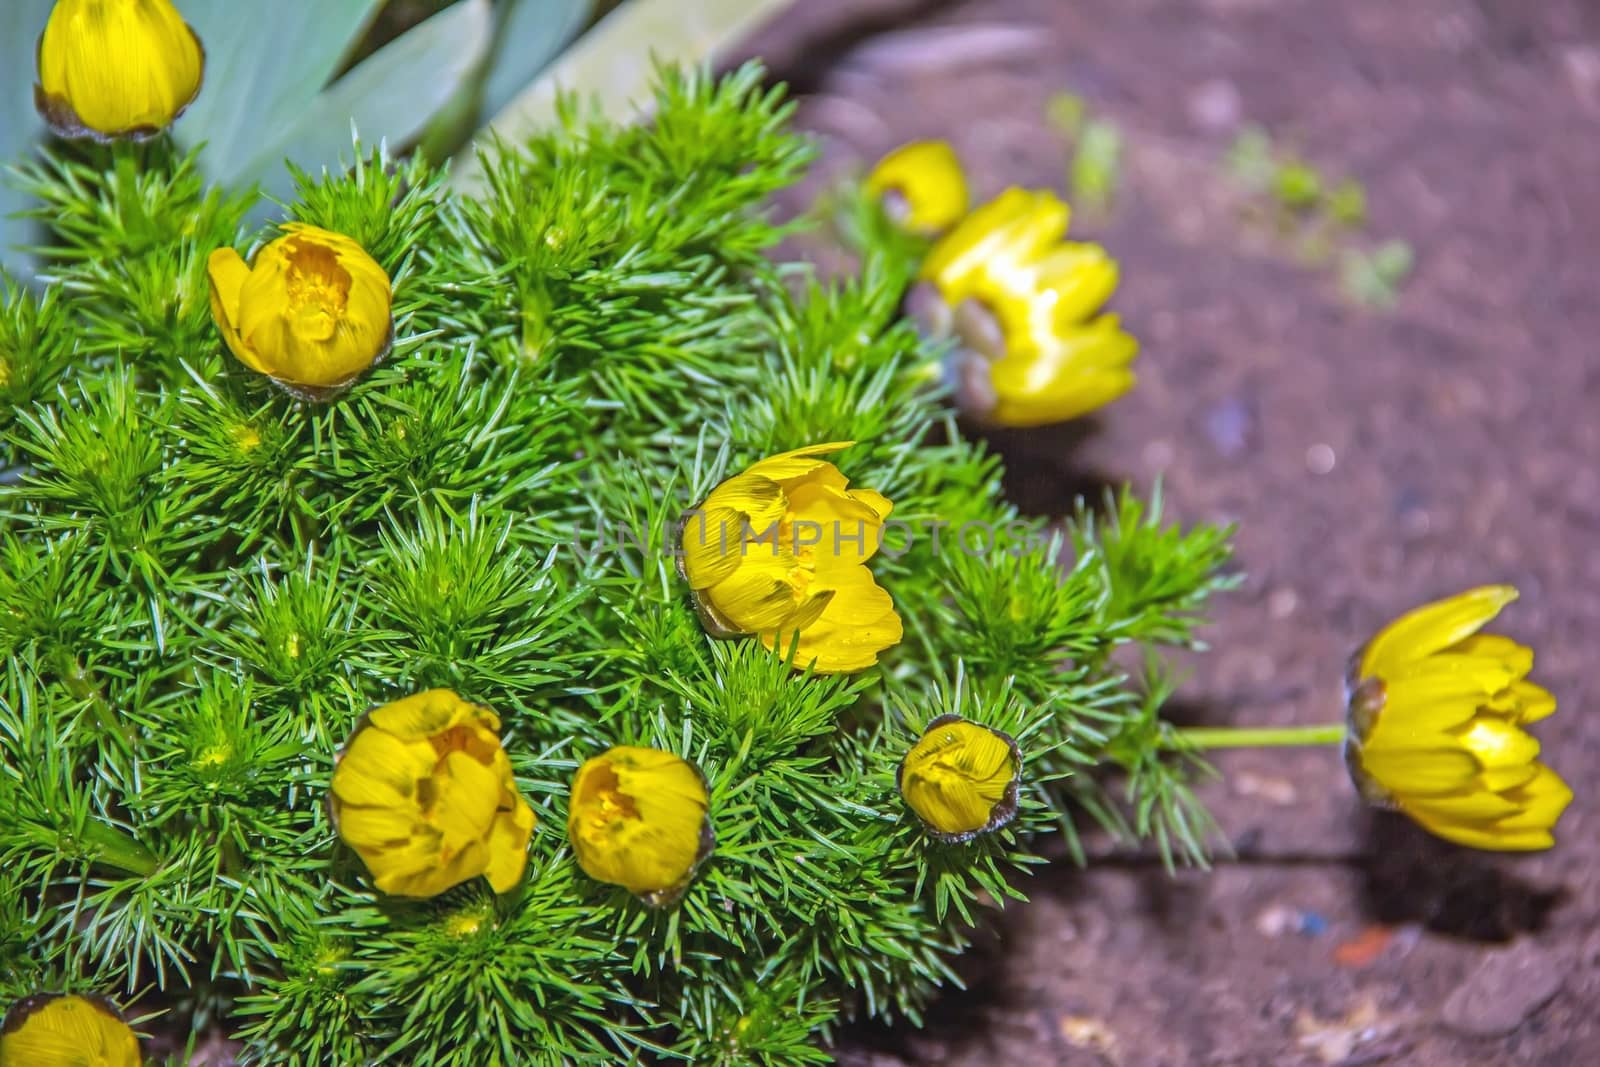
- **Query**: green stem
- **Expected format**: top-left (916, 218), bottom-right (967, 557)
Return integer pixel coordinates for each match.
top-left (79, 820), bottom-right (159, 877)
top-left (1175, 723), bottom-right (1347, 750)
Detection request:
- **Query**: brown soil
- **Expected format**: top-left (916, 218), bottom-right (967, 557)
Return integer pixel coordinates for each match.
top-left (741, 1), bottom-right (1600, 1064)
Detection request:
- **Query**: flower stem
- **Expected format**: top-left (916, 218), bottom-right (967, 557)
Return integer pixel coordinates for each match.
top-left (78, 820), bottom-right (159, 877)
top-left (1175, 723), bottom-right (1347, 750)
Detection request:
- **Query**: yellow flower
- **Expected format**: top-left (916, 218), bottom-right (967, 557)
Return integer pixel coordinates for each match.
top-left (864, 141), bottom-right (969, 235)
top-left (898, 715), bottom-right (1021, 840)
top-left (34, 0), bottom-right (204, 141)
top-left (919, 187), bottom-right (1137, 427)
top-left (679, 442), bottom-right (902, 674)
top-left (330, 689), bottom-right (536, 898)
top-left (1345, 585), bottom-right (1573, 851)
top-left (208, 224), bottom-right (393, 400)
top-left (0, 993), bottom-right (140, 1067)
top-left (568, 746), bottom-right (712, 904)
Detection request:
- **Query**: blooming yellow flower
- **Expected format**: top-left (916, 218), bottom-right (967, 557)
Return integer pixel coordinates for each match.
top-left (898, 715), bottom-right (1021, 840)
top-left (1345, 585), bottom-right (1573, 851)
top-left (679, 442), bottom-right (902, 674)
top-left (208, 224), bottom-right (393, 399)
top-left (34, 0), bottom-right (204, 141)
top-left (919, 187), bottom-right (1137, 427)
top-left (864, 141), bottom-right (969, 235)
top-left (0, 993), bottom-right (140, 1067)
top-left (330, 689), bottom-right (536, 898)
top-left (568, 746), bottom-right (712, 904)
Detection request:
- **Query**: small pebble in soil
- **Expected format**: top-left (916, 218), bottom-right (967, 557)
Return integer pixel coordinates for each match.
top-left (1333, 925), bottom-right (1394, 967)
top-left (1235, 770), bottom-right (1298, 804)
top-left (1267, 587), bottom-right (1299, 619)
top-left (1439, 939), bottom-right (1570, 1037)
top-left (1305, 442), bottom-right (1337, 475)
top-left (1255, 904), bottom-right (1327, 937)
top-left (1188, 78), bottom-right (1243, 131)
top-left (1058, 1014), bottom-right (1119, 1058)
top-left (1143, 438), bottom-right (1176, 471)
top-left (1203, 394), bottom-right (1258, 458)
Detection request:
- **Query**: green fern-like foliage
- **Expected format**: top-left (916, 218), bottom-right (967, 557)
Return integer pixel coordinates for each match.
top-left (0, 65), bottom-right (1234, 1065)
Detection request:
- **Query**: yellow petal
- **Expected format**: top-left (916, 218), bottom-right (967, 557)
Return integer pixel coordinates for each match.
top-left (568, 747), bottom-right (709, 899)
top-left (1358, 746), bottom-right (1479, 796)
top-left (1455, 717), bottom-right (1540, 770)
top-left (1404, 811), bottom-right (1554, 852)
top-left (980, 241), bottom-right (1119, 343)
top-left (331, 728), bottom-right (436, 808)
top-left (765, 574), bottom-right (901, 673)
top-left (1441, 634), bottom-right (1534, 679)
top-left (429, 751), bottom-right (503, 852)
top-left (922, 188), bottom-right (1068, 299)
top-left (483, 795), bottom-right (536, 893)
top-left (742, 442), bottom-right (855, 485)
top-left (335, 803), bottom-right (420, 850)
top-left (702, 551), bottom-right (803, 633)
top-left (36, 0), bottom-right (204, 139)
top-left (369, 689), bottom-right (495, 741)
top-left (864, 141), bottom-right (970, 234)
top-left (987, 315), bottom-right (1138, 427)
top-left (1491, 680), bottom-right (1557, 724)
top-left (1399, 790), bottom-right (1520, 823)
top-left (205, 247), bottom-right (258, 371)
top-left (374, 837), bottom-right (487, 898)
top-left (0, 994), bottom-right (141, 1067)
top-left (1478, 762), bottom-right (1541, 792)
top-left (900, 717), bottom-right (1020, 837)
top-left (1357, 585), bottom-right (1518, 681)
top-left (1493, 765), bottom-right (1573, 833)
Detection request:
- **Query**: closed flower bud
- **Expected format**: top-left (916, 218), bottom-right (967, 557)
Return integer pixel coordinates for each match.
top-left (917, 187), bottom-right (1138, 428)
top-left (680, 442), bottom-right (902, 674)
top-left (568, 746), bottom-right (713, 905)
top-left (330, 689), bottom-right (536, 898)
top-left (0, 993), bottom-right (140, 1067)
top-left (208, 224), bottom-right (393, 400)
top-left (34, 0), bottom-right (204, 141)
top-left (864, 141), bottom-right (969, 236)
top-left (898, 715), bottom-right (1021, 841)
top-left (1345, 585), bottom-right (1573, 851)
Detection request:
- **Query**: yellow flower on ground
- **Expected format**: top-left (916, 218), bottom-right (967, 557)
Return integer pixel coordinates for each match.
top-left (864, 141), bottom-right (969, 235)
top-left (0, 993), bottom-right (140, 1067)
top-left (918, 187), bottom-right (1138, 427)
top-left (568, 746), bottom-right (712, 905)
top-left (330, 689), bottom-right (536, 898)
top-left (898, 715), bottom-right (1022, 840)
top-left (679, 442), bottom-right (902, 674)
top-left (34, 0), bottom-right (204, 141)
top-left (208, 223), bottom-right (393, 400)
top-left (1344, 585), bottom-right (1572, 851)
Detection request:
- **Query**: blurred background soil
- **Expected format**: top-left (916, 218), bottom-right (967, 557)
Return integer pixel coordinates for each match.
top-left (731, 0), bottom-right (1600, 1064)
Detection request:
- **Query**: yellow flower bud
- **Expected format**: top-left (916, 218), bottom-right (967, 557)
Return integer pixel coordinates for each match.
top-left (330, 689), bottom-right (536, 898)
top-left (0, 993), bottom-right (140, 1067)
top-left (34, 0), bottom-right (204, 141)
top-left (208, 224), bottom-right (393, 400)
top-left (568, 746), bottom-right (713, 905)
top-left (919, 187), bottom-right (1138, 427)
top-left (864, 141), bottom-right (969, 235)
top-left (679, 442), bottom-right (902, 674)
top-left (1345, 585), bottom-right (1573, 851)
top-left (898, 715), bottom-right (1021, 840)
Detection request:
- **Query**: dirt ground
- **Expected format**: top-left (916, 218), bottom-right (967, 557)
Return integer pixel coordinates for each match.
top-left (739, 0), bottom-right (1600, 1064)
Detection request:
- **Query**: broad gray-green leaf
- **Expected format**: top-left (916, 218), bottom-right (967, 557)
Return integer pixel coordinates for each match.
top-left (174, 0), bottom-right (386, 177)
top-left (451, 0), bottom-right (798, 194)
top-left (233, 0), bottom-right (493, 196)
top-left (480, 0), bottom-right (593, 122)
top-left (0, 0), bottom-right (53, 278)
